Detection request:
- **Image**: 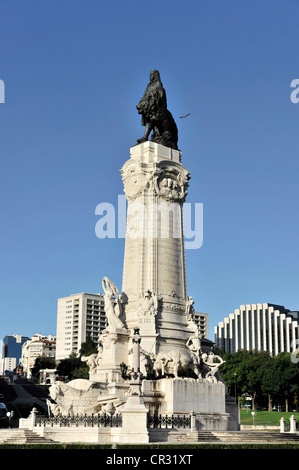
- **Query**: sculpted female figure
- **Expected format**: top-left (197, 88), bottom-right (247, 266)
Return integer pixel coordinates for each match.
top-left (102, 277), bottom-right (125, 331)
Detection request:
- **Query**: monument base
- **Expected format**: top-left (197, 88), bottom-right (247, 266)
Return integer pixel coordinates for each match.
top-left (142, 378), bottom-right (239, 432)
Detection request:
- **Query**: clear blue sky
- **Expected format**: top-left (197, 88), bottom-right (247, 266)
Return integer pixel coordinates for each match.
top-left (0, 0), bottom-right (298, 341)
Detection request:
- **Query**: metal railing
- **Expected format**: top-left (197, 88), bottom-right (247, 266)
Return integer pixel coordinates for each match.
top-left (36, 413), bottom-right (122, 428)
top-left (147, 414), bottom-right (191, 429)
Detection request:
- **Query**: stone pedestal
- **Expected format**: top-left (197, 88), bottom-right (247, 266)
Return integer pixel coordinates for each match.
top-left (290, 415), bottom-right (297, 433)
top-left (142, 378), bottom-right (234, 431)
top-left (280, 417), bottom-right (286, 433)
top-left (142, 378), bottom-right (226, 414)
top-left (90, 328), bottom-right (130, 383)
top-left (118, 397), bottom-right (149, 443)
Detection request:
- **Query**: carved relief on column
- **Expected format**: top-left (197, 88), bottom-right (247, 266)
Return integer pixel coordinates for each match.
top-left (137, 290), bottom-right (161, 317)
top-left (121, 158), bottom-right (190, 204)
top-left (154, 164), bottom-right (190, 203)
top-left (121, 159), bottom-right (150, 201)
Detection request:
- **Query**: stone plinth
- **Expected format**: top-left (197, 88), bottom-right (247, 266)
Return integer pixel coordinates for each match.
top-left (142, 378), bottom-right (235, 431)
top-left (117, 395), bottom-right (149, 443)
top-left (90, 328), bottom-right (130, 383)
top-left (142, 378), bottom-right (226, 415)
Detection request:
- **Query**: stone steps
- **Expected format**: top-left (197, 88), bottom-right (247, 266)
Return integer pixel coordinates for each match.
top-left (0, 429), bottom-right (55, 444)
top-left (175, 431), bottom-right (299, 443)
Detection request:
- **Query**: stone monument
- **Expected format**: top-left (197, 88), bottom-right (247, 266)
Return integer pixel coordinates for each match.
top-left (46, 70), bottom-right (239, 441)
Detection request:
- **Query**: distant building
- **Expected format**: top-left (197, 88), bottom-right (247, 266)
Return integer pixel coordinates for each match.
top-left (55, 293), bottom-right (107, 362)
top-left (2, 335), bottom-right (30, 375)
top-left (21, 334), bottom-right (56, 378)
top-left (214, 303), bottom-right (299, 355)
top-left (193, 312), bottom-right (209, 339)
top-left (39, 368), bottom-right (57, 385)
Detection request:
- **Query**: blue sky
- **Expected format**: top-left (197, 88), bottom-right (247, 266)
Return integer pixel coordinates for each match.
top-left (0, 0), bottom-right (298, 340)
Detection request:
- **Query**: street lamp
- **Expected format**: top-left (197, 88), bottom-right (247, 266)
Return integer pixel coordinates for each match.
top-left (233, 372), bottom-right (237, 404)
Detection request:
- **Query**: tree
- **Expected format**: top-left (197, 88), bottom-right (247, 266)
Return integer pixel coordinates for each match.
top-left (240, 351), bottom-right (272, 410)
top-left (31, 355), bottom-right (56, 379)
top-left (56, 337), bottom-right (98, 381)
top-left (218, 349), bottom-right (299, 411)
top-left (56, 352), bottom-right (85, 381)
top-left (219, 350), bottom-right (272, 409)
top-left (261, 353), bottom-right (299, 411)
top-left (79, 336), bottom-right (98, 357)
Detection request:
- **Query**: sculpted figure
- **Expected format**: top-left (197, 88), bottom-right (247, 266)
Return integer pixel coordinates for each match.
top-left (186, 328), bottom-right (202, 359)
top-left (136, 70), bottom-right (178, 150)
top-left (138, 289), bottom-right (159, 316)
top-left (185, 296), bottom-right (195, 322)
top-left (81, 353), bottom-right (98, 374)
top-left (48, 380), bottom-right (100, 416)
top-left (102, 277), bottom-right (126, 331)
top-left (128, 346), bottom-right (155, 377)
top-left (202, 352), bottom-right (225, 380)
top-left (100, 402), bottom-right (115, 416)
top-left (153, 349), bottom-right (201, 379)
top-left (81, 345), bottom-right (103, 374)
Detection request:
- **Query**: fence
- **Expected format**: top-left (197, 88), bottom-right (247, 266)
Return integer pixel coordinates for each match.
top-left (36, 413), bottom-right (122, 428)
top-left (36, 412), bottom-right (191, 430)
top-left (147, 414), bottom-right (191, 429)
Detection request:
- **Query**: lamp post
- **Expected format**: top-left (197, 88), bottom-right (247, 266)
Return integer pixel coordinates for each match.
top-left (234, 372), bottom-right (237, 404)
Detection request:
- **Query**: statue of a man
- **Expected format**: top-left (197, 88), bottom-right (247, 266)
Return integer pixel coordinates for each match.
top-left (136, 70), bottom-right (178, 150)
top-left (186, 328), bottom-right (202, 359)
top-left (185, 296), bottom-right (195, 322)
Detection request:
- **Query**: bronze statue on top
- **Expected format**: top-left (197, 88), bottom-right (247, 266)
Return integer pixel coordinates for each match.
top-left (136, 70), bottom-right (178, 150)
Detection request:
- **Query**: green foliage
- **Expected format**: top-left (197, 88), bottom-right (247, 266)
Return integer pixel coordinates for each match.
top-left (79, 336), bottom-right (98, 357)
top-left (31, 355), bottom-right (56, 378)
top-left (56, 337), bottom-right (98, 380)
top-left (218, 349), bottom-right (299, 410)
top-left (261, 352), bottom-right (299, 404)
top-left (56, 352), bottom-right (84, 380)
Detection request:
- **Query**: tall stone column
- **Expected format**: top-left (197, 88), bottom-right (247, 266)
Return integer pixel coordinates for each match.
top-left (121, 141), bottom-right (193, 355)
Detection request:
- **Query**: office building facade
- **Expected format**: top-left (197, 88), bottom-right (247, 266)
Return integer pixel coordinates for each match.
top-left (214, 303), bottom-right (299, 355)
top-left (55, 293), bottom-right (107, 362)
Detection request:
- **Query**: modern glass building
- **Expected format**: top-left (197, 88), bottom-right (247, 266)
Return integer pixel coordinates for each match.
top-left (2, 335), bottom-right (30, 374)
top-left (214, 303), bottom-right (299, 355)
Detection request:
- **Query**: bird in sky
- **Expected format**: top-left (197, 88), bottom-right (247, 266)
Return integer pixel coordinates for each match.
top-left (179, 113), bottom-right (190, 119)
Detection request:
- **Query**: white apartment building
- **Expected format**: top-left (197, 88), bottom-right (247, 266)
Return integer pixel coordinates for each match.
top-left (214, 303), bottom-right (299, 356)
top-left (55, 293), bottom-right (107, 362)
top-left (21, 334), bottom-right (56, 377)
top-left (193, 312), bottom-right (209, 339)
